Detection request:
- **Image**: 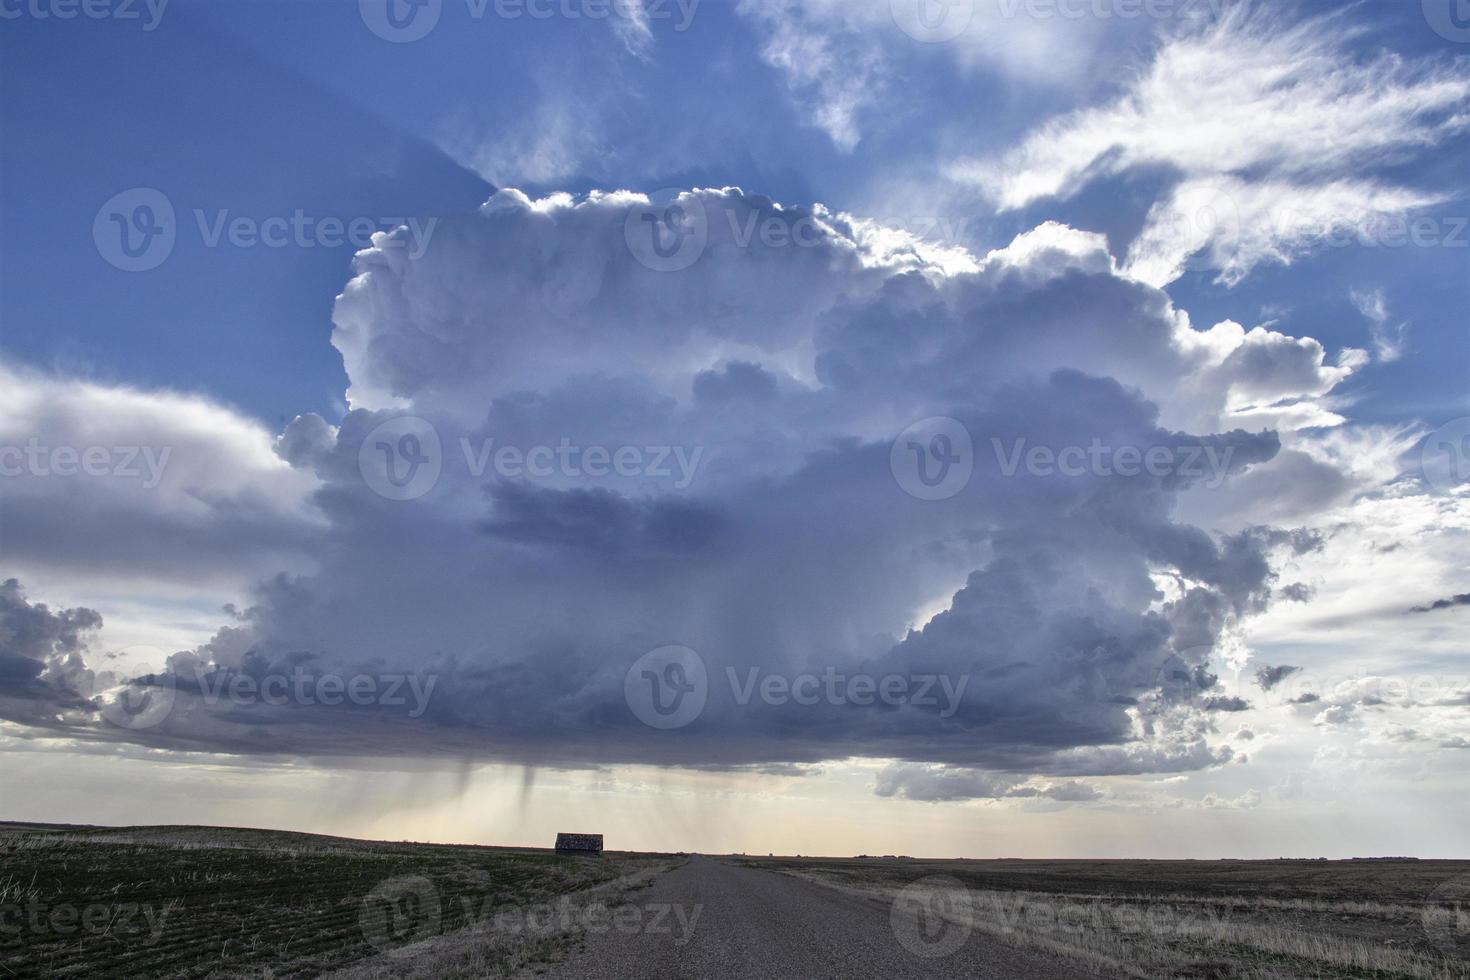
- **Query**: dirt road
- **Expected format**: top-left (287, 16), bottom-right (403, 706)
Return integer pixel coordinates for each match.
top-left (538, 856), bottom-right (1096, 979)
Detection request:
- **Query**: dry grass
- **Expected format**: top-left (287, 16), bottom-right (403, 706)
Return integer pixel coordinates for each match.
top-left (758, 861), bottom-right (1470, 980)
top-left (320, 861), bottom-right (677, 980)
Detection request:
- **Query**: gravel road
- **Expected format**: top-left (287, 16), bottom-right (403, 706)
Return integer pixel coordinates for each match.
top-left (538, 856), bottom-right (1097, 979)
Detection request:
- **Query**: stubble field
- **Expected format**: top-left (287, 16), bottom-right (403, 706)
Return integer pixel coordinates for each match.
top-left (0, 821), bottom-right (674, 979)
top-left (736, 854), bottom-right (1470, 979)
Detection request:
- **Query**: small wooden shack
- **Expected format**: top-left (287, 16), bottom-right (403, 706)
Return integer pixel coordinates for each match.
top-left (554, 832), bottom-right (604, 855)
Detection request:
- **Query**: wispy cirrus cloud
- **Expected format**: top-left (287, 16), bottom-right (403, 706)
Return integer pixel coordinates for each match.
top-left (951, 6), bottom-right (1470, 285)
top-left (1351, 287), bottom-right (1410, 363)
top-left (736, 0), bottom-right (1131, 151)
top-left (737, 0), bottom-right (889, 151)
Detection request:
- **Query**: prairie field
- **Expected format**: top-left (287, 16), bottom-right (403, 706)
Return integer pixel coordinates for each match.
top-left (0, 821), bottom-right (675, 979)
top-left (736, 854), bottom-right (1470, 980)
top-left (5, 821), bottom-right (1467, 979)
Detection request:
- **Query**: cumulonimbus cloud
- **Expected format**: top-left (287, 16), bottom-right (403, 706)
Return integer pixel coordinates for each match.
top-left (0, 187), bottom-right (1367, 789)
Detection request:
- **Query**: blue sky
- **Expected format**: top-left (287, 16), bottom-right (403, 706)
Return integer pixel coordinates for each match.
top-left (0, 0), bottom-right (1468, 857)
top-left (6, 0), bottom-right (1464, 425)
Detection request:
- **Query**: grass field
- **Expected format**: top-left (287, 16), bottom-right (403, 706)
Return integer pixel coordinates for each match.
top-left (735, 855), bottom-right (1470, 980)
top-left (6, 822), bottom-right (1466, 979)
top-left (0, 822), bottom-right (676, 979)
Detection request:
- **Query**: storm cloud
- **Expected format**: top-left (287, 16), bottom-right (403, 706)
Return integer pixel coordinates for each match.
top-left (0, 188), bottom-right (1364, 786)
top-left (1409, 594), bottom-right (1470, 614)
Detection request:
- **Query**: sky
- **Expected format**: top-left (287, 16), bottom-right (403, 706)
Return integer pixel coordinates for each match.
top-left (0, 0), bottom-right (1467, 859)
